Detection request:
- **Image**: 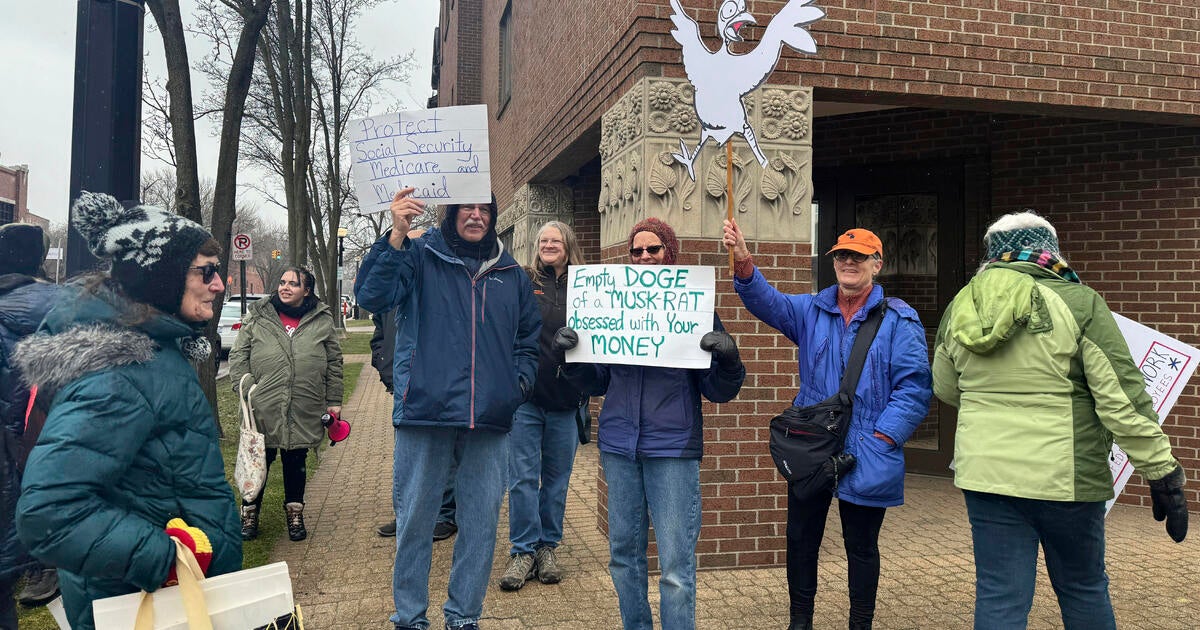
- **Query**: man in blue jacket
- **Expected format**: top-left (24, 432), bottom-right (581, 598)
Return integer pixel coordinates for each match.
top-left (0, 224), bottom-right (60, 624)
top-left (356, 187), bottom-right (541, 630)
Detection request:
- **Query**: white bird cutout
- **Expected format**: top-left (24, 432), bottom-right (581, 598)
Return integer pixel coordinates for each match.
top-left (669, 0), bottom-right (825, 181)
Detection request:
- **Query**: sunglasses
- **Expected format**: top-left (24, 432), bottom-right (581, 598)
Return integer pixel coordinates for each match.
top-left (831, 251), bottom-right (871, 263)
top-left (629, 245), bottom-right (665, 257)
top-left (190, 262), bottom-right (221, 284)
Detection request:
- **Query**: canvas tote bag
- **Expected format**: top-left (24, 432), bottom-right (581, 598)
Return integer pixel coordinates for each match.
top-left (234, 374), bottom-right (267, 503)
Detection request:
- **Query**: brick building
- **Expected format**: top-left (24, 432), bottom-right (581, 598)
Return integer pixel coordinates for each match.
top-left (434, 0), bottom-right (1199, 569)
top-left (0, 163), bottom-right (50, 229)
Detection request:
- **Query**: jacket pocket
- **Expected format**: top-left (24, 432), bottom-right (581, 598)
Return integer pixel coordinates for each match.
top-left (845, 430), bottom-right (904, 501)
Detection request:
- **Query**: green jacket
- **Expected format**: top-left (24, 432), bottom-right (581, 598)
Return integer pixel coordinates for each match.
top-left (13, 284), bottom-right (242, 630)
top-left (933, 261), bottom-right (1177, 502)
top-left (229, 296), bottom-right (343, 450)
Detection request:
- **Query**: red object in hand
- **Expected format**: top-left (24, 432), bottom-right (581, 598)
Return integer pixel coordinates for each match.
top-left (164, 518), bottom-right (213, 586)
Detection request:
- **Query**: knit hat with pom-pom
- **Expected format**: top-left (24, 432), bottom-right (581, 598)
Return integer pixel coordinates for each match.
top-left (71, 190), bottom-right (215, 316)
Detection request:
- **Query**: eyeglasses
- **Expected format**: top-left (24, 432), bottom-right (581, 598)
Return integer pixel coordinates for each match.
top-left (538, 238), bottom-right (564, 246)
top-left (190, 262), bottom-right (221, 284)
top-left (831, 251), bottom-right (871, 263)
top-left (629, 245), bottom-right (665, 257)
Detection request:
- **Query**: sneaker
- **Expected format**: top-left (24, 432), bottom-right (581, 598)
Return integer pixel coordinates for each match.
top-left (432, 520), bottom-right (457, 541)
top-left (376, 520), bottom-right (396, 537)
top-left (498, 553), bottom-right (536, 591)
top-left (240, 504), bottom-right (260, 541)
top-left (285, 502), bottom-right (307, 541)
top-left (534, 546), bottom-right (563, 584)
top-left (17, 567), bottom-right (60, 607)
top-left (446, 623), bottom-right (480, 630)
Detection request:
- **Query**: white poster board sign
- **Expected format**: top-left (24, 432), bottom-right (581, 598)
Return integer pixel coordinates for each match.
top-left (348, 104), bottom-right (491, 211)
top-left (565, 264), bottom-right (715, 369)
top-left (1106, 313), bottom-right (1199, 513)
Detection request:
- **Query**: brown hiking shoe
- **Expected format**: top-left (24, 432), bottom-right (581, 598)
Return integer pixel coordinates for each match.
top-left (535, 546), bottom-right (563, 584)
top-left (285, 502), bottom-right (307, 541)
top-left (499, 553), bottom-right (536, 591)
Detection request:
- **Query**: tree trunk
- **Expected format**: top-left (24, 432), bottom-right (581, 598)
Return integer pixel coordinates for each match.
top-left (145, 0), bottom-right (202, 223)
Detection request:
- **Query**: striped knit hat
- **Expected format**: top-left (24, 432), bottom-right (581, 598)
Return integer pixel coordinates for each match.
top-left (983, 209), bottom-right (1061, 261)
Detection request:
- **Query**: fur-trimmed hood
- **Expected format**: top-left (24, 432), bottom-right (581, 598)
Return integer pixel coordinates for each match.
top-left (13, 325), bottom-right (155, 401)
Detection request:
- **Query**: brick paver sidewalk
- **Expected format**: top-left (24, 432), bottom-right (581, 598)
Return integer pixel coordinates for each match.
top-left (271, 365), bottom-right (1200, 629)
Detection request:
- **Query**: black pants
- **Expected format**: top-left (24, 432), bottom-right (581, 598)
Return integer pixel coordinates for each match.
top-left (245, 448), bottom-right (308, 507)
top-left (786, 488), bottom-right (887, 624)
top-left (0, 576), bottom-right (15, 630)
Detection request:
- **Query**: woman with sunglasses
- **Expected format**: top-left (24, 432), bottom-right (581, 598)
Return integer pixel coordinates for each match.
top-left (229, 266), bottom-right (344, 542)
top-left (554, 217), bottom-right (746, 630)
top-left (722, 219), bottom-right (931, 630)
top-left (13, 193), bottom-right (243, 630)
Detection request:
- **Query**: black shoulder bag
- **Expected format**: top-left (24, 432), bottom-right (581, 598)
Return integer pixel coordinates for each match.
top-left (768, 301), bottom-right (886, 501)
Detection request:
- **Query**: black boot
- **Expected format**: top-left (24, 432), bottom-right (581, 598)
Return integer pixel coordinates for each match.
top-left (788, 616), bottom-right (813, 630)
top-left (849, 621), bottom-right (873, 630)
top-left (285, 502), bottom-right (307, 541)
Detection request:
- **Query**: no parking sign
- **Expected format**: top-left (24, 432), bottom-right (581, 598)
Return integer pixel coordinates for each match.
top-left (232, 233), bottom-right (253, 261)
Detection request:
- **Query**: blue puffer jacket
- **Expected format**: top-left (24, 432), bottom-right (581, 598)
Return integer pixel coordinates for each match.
top-left (13, 283), bottom-right (242, 630)
top-left (734, 270), bottom-right (932, 507)
top-left (356, 228), bottom-right (541, 431)
top-left (566, 314), bottom-right (745, 459)
top-left (0, 275), bottom-right (57, 581)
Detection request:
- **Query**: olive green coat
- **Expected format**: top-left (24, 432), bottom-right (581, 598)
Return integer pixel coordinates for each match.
top-left (229, 297), bottom-right (343, 450)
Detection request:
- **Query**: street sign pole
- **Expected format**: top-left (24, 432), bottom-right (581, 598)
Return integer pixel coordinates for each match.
top-left (230, 233), bottom-right (254, 313)
top-left (239, 260), bottom-right (247, 314)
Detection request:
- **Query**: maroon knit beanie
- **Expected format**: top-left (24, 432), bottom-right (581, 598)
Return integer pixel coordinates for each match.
top-left (628, 217), bottom-right (679, 265)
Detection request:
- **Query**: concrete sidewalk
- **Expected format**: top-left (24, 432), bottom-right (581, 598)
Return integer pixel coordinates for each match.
top-left (270, 365), bottom-right (1200, 629)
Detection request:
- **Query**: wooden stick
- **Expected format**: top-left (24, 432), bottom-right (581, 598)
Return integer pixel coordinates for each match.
top-left (725, 142), bottom-right (735, 273)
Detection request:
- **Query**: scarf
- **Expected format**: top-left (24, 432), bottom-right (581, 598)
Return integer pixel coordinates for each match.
top-left (988, 248), bottom-right (1080, 284)
top-left (271, 293), bottom-right (319, 319)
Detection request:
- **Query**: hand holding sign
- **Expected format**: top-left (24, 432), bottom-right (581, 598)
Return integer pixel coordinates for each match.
top-left (388, 187), bottom-right (425, 249)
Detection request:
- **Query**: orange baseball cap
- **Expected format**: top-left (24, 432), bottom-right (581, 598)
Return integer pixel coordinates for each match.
top-left (827, 228), bottom-right (883, 257)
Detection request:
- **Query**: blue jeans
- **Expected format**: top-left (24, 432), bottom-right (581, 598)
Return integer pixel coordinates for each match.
top-left (602, 452), bottom-right (701, 630)
top-left (390, 426), bottom-right (507, 629)
top-left (963, 490), bottom-right (1115, 630)
top-left (507, 402), bottom-right (581, 555)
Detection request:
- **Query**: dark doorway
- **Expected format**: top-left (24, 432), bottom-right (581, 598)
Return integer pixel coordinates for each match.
top-left (813, 161), bottom-right (966, 475)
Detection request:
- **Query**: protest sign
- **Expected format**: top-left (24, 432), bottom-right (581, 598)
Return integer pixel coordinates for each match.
top-left (1106, 313), bottom-right (1199, 514)
top-left (348, 104), bottom-right (491, 211)
top-left (565, 264), bottom-right (715, 369)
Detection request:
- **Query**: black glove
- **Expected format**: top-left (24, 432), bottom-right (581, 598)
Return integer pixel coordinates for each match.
top-left (1148, 464), bottom-right (1188, 543)
top-left (822, 452), bottom-right (857, 482)
top-left (553, 327), bottom-right (579, 352)
top-left (699, 331), bottom-right (741, 370)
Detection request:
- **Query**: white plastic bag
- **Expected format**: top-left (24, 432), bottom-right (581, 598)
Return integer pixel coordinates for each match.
top-left (234, 375), bottom-right (267, 503)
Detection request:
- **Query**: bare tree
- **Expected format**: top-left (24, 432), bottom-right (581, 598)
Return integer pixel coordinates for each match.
top-left (142, 0), bottom-right (274, 416)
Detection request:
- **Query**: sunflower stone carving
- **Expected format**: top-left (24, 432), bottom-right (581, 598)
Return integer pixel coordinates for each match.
top-left (599, 77), bottom-right (814, 248)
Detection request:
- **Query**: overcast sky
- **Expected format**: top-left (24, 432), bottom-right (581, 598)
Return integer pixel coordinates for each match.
top-left (0, 0), bottom-right (439, 227)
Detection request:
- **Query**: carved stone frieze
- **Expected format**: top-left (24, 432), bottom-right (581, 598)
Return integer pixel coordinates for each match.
top-left (498, 183), bottom-right (574, 265)
top-left (599, 77), bottom-right (815, 248)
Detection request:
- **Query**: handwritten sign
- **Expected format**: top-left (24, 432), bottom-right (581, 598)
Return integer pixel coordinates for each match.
top-left (565, 264), bottom-right (715, 369)
top-left (1106, 313), bottom-right (1198, 514)
top-left (348, 104), bottom-right (491, 211)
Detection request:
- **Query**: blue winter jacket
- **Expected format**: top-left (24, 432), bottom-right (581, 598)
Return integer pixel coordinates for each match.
top-left (13, 283), bottom-right (242, 630)
top-left (355, 228), bottom-right (541, 431)
top-left (734, 270), bottom-right (932, 507)
top-left (566, 314), bottom-right (745, 459)
top-left (0, 275), bottom-right (57, 581)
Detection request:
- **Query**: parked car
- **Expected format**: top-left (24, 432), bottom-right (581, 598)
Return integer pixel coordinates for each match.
top-left (217, 294), bottom-right (266, 357)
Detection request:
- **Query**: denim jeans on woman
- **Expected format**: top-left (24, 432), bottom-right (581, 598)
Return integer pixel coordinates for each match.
top-left (507, 402), bottom-right (582, 555)
top-left (601, 452), bottom-right (701, 630)
top-left (390, 426), bottom-right (507, 629)
top-left (963, 490), bottom-right (1116, 630)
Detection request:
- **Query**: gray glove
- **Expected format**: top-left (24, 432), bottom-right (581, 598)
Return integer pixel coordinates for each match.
top-left (699, 331), bottom-right (741, 370)
top-left (1149, 464), bottom-right (1188, 543)
top-left (553, 327), bottom-right (579, 352)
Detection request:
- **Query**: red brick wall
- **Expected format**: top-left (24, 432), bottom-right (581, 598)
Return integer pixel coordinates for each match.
top-left (437, 0), bottom-right (1199, 212)
top-left (990, 117), bottom-right (1200, 509)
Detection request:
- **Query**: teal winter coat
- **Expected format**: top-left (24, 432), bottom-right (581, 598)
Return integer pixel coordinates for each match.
top-left (12, 284), bottom-right (242, 630)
